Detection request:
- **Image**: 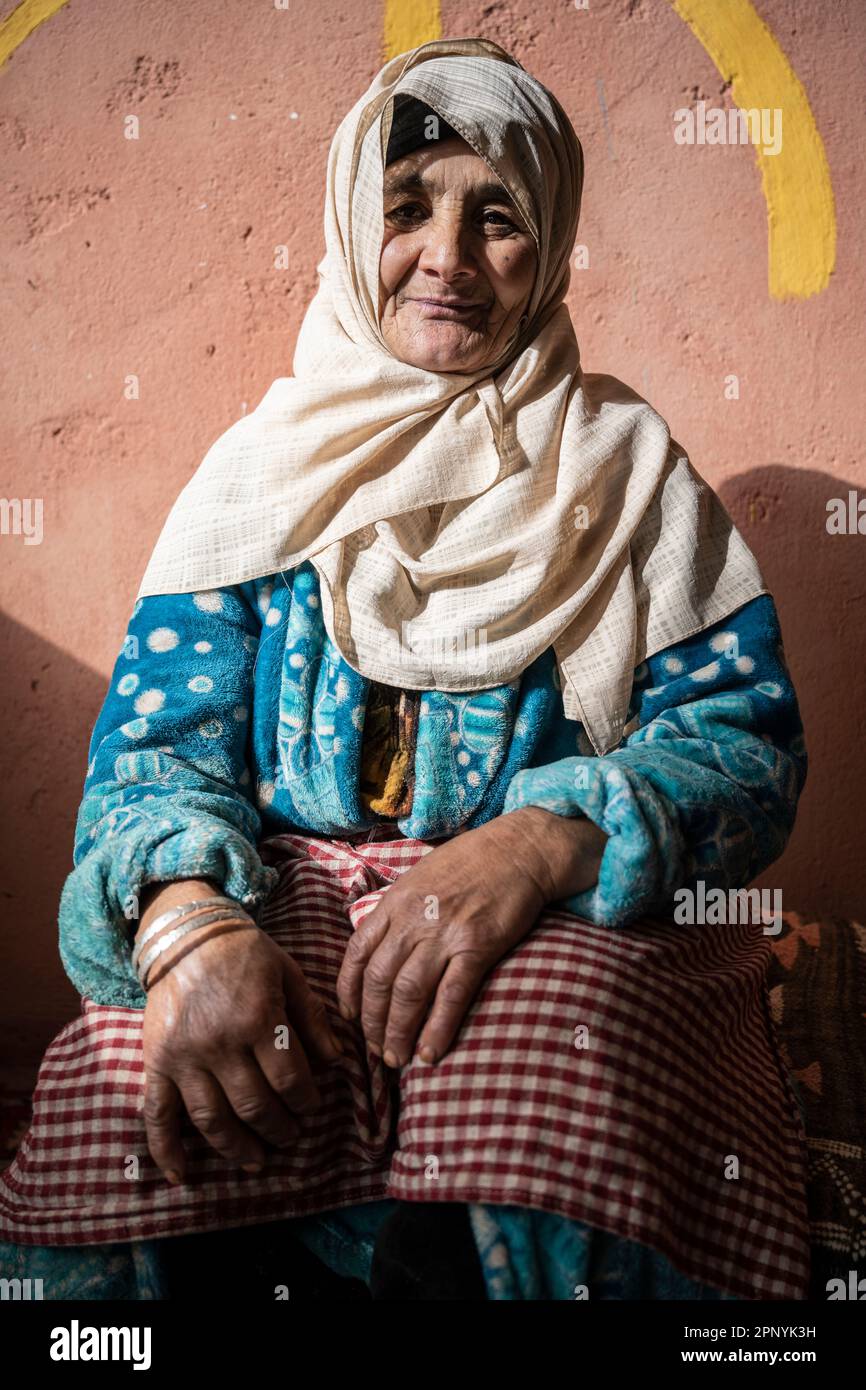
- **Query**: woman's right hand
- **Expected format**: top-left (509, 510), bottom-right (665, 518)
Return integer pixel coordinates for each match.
top-left (136, 881), bottom-right (344, 1183)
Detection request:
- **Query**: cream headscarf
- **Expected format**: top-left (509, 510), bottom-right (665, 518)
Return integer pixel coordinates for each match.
top-left (137, 36), bottom-right (766, 756)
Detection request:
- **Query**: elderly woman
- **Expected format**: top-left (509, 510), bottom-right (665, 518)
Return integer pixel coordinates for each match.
top-left (0, 37), bottom-right (809, 1301)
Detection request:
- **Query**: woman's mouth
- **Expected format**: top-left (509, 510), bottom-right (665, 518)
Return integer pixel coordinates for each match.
top-left (410, 298), bottom-right (487, 321)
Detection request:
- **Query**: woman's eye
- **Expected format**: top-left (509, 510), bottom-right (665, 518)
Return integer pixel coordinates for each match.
top-left (384, 204), bottom-right (522, 234)
top-left (386, 202), bottom-right (427, 225)
top-left (479, 209), bottom-right (520, 233)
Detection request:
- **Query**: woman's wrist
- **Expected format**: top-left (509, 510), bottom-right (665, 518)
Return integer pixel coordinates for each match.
top-left (135, 878), bottom-right (226, 942)
top-left (133, 881), bottom-right (257, 989)
top-left (133, 878), bottom-right (253, 988)
top-left (503, 805), bottom-right (608, 903)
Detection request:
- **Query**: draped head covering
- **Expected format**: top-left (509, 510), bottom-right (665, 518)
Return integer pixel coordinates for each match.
top-left (137, 35), bottom-right (766, 755)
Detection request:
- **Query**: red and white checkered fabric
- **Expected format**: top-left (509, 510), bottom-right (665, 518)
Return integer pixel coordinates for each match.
top-left (0, 828), bottom-right (810, 1298)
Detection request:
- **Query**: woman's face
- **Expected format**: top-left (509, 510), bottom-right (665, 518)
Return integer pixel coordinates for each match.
top-left (379, 137), bottom-right (538, 373)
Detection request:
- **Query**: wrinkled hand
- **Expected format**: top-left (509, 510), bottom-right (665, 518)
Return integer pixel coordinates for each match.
top-left (336, 807), bottom-right (596, 1069)
top-left (142, 926), bottom-right (343, 1184)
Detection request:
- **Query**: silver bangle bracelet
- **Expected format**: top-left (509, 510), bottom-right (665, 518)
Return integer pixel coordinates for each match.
top-left (131, 896), bottom-right (242, 972)
top-left (137, 909), bottom-right (255, 988)
top-left (142, 918), bottom-right (258, 992)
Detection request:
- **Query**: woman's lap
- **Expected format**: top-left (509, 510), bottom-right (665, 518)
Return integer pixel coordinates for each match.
top-left (0, 830), bottom-right (809, 1299)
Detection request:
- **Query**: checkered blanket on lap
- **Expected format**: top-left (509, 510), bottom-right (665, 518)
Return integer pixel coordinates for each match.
top-left (0, 828), bottom-right (810, 1299)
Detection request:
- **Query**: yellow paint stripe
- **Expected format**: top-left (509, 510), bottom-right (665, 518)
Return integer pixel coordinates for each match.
top-left (383, 0), bottom-right (440, 62)
top-left (0, 0), bottom-right (70, 70)
top-left (671, 0), bottom-right (836, 300)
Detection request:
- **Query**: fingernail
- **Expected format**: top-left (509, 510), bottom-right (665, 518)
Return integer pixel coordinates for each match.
top-left (383, 1049), bottom-right (400, 1068)
top-left (418, 1045), bottom-right (437, 1064)
top-left (338, 1004), bottom-right (353, 1020)
top-left (242, 1162), bottom-right (264, 1174)
top-left (165, 1169), bottom-right (182, 1185)
top-left (368, 1041), bottom-right (382, 1058)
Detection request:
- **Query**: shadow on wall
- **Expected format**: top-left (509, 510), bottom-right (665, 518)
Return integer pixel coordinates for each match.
top-left (0, 608), bottom-right (97, 1081)
top-left (718, 467), bottom-right (865, 920)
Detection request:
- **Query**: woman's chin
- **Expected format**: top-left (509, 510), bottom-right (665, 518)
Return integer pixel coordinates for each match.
top-left (398, 325), bottom-right (493, 373)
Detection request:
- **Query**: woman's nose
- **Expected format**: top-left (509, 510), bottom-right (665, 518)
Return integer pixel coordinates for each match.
top-left (416, 214), bottom-right (477, 280)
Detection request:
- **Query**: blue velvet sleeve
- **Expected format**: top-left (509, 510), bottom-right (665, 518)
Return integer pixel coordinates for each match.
top-left (58, 583), bottom-right (280, 1006)
top-left (502, 595), bottom-right (807, 926)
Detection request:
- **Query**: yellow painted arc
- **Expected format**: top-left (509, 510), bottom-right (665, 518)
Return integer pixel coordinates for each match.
top-left (671, 0), bottom-right (836, 300)
top-left (384, 0), bottom-right (441, 62)
top-left (0, 0), bottom-right (69, 70)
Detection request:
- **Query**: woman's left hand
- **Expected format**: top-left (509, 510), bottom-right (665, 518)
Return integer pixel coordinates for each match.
top-left (335, 805), bottom-right (607, 1068)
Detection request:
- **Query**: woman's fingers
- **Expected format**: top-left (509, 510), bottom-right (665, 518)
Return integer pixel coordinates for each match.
top-left (253, 1012), bottom-right (322, 1120)
top-left (216, 1051), bottom-right (304, 1150)
top-left (143, 1070), bottom-right (187, 1183)
top-left (414, 953), bottom-right (488, 1064)
top-left (380, 942), bottom-right (448, 1067)
top-left (336, 909), bottom-right (391, 1022)
top-left (174, 1067), bottom-right (268, 1171)
top-left (359, 927), bottom-right (427, 1058)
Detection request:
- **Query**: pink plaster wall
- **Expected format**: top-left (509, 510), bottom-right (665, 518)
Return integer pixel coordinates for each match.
top-left (1, 0), bottom-right (863, 1071)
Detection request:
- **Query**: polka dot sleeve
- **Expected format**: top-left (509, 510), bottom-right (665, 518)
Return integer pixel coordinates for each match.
top-left (58, 583), bottom-right (279, 1006)
top-left (502, 595), bottom-right (807, 927)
